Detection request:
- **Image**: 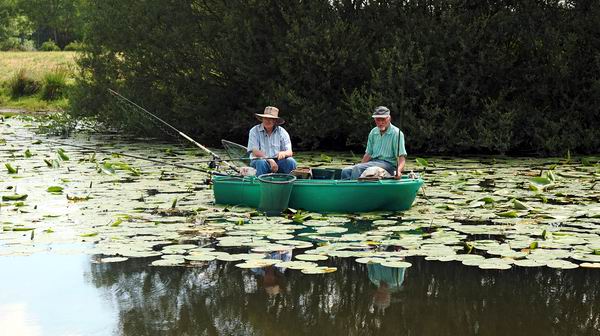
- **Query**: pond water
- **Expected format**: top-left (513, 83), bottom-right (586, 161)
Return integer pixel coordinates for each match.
top-left (1, 115), bottom-right (600, 335)
top-left (1, 253), bottom-right (599, 335)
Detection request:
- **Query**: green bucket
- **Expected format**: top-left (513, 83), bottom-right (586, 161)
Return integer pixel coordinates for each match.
top-left (257, 173), bottom-right (296, 215)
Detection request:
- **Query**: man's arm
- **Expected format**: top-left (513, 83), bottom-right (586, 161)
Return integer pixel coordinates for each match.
top-left (276, 149), bottom-right (293, 160)
top-left (361, 153), bottom-right (372, 163)
top-left (395, 156), bottom-right (406, 179)
top-left (277, 129), bottom-right (293, 160)
top-left (252, 149), bottom-right (266, 158)
top-left (248, 127), bottom-right (264, 158)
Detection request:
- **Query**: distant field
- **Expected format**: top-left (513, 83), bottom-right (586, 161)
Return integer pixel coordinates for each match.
top-left (0, 51), bottom-right (78, 82)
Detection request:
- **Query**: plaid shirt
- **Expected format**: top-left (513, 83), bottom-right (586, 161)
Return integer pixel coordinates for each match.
top-left (247, 124), bottom-right (292, 158)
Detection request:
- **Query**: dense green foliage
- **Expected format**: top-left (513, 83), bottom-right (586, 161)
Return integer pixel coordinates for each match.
top-left (0, 0), bottom-right (85, 50)
top-left (17, 0), bottom-right (85, 49)
top-left (71, 0), bottom-right (600, 155)
top-left (40, 40), bottom-right (61, 52)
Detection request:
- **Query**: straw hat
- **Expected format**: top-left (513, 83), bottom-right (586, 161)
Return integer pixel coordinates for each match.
top-left (256, 106), bottom-right (285, 125)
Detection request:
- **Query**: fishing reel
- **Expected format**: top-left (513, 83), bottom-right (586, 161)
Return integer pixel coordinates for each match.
top-left (208, 156), bottom-right (219, 169)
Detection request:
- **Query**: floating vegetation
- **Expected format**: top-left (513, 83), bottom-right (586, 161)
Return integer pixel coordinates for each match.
top-left (0, 117), bottom-right (599, 275)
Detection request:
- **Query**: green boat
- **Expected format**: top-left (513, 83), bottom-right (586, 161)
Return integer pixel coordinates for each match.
top-left (212, 170), bottom-right (424, 213)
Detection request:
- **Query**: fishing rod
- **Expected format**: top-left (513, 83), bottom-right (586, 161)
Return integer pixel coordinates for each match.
top-left (18, 135), bottom-right (223, 174)
top-left (108, 89), bottom-right (240, 173)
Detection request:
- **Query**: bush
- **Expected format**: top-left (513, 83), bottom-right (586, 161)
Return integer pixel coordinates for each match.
top-left (18, 39), bottom-right (36, 51)
top-left (8, 69), bottom-right (41, 98)
top-left (0, 38), bottom-right (37, 51)
top-left (72, 0), bottom-right (600, 155)
top-left (40, 40), bottom-right (61, 51)
top-left (41, 67), bottom-right (69, 101)
top-left (64, 41), bottom-right (84, 51)
top-left (0, 37), bottom-right (21, 51)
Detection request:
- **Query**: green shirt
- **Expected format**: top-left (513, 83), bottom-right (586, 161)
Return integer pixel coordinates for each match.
top-left (365, 124), bottom-right (407, 167)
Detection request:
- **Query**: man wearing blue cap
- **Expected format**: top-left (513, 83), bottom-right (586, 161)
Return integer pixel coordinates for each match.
top-left (341, 106), bottom-right (406, 179)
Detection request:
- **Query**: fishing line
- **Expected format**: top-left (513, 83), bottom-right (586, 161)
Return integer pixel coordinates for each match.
top-left (108, 89), bottom-right (240, 173)
top-left (10, 134), bottom-right (222, 174)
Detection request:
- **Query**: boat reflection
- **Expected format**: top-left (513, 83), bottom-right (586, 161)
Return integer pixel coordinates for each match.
top-left (87, 256), bottom-right (600, 335)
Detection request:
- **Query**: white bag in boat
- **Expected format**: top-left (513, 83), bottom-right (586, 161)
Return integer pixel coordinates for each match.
top-left (359, 166), bottom-right (391, 179)
top-left (239, 166), bottom-right (257, 176)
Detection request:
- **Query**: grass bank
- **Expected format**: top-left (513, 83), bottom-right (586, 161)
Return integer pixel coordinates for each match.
top-left (0, 51), bottom-right (77, 112)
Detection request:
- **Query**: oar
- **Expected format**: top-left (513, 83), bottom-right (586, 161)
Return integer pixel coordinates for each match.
top-left (108, 89), bottom-right (240, 173)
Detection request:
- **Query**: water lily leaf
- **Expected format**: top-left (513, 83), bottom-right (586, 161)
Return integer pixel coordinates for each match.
top-left (100, 257), bottom-right (129, 263)
top-left (5, 163), bottom-right (17, 174)
top-left (355, 257), bottom-right (385, 264)
top-left (580, 262), bottom-right (600, 268)
top-left (478, 263), bottom-right (511, 270)
top-left (67, 194), bottom-right (91, 202)
top-left (24, 149), bottom-right (33, 158)
top-left (97, 162), bottom-right (115, 174)
top-left (468, 200), bottom-right (486, 208)
top-left (416, 158), bottom-right (429, 167)
top-left (545, 260), bottom-right (578, 269)
top-left (186, 254), bottom-right (217, 262)
top-left (380, 260), bottom-right (412, 268)
top-left (12, 227), bottom-right (34, 231)
top-left (295, 254), bottom-right (328, 261)
top-left (2, 194), bottom-right (28, 201)
top-left (479, 197), bottom-right (495, 204)
top-left (47, 186), bottom-right (64, 193)
top-left (317, 154), bottom-right (332, 163)
top-left (80, 232), bottom-right (99, 237)
top-left (512, 199), bottom-right (530, 210)
top-left (497, 210), bottom-right (519, 218)
top-left (151, 259), bottom-right (184, 266)
top-left (530, 177), bottom-right (552, 186)
top-left (513, 259), bottom-right (544, 267)
top-left (44, 158), bottom-right (60, 168)
top-left (301, 266), bottom-right (337, 274)
top-left (57, 148), bottom-right (69, 161)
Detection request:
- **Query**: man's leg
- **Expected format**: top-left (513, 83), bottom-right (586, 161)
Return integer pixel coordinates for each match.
top-left (276, 157), bottom-right (297, 174)
top-left (342, 160), bottom-right (395, 180)
top-left (250, 159), bottom-right (271, 176)
top-left (342, 163), bottom-right (371, 179)
top-left (370, 160), bottom-right (395, 176)
top-left (341, 166), bottom-right (353, 179)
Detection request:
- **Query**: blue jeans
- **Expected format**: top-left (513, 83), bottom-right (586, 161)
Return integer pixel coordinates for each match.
top-left (341, 160), bottom-right (395, 180)
top-left (251, 157), bottom-right (297, 176)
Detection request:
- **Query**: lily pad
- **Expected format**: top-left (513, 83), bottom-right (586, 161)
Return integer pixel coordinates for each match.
top-left (380, 260), bottom-right (412, 268)
top-left (295, 254), bottom-right (328, 261)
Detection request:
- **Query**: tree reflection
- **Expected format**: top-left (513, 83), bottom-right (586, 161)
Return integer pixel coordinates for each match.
top-left (87, 257), bottom-right (600, 335)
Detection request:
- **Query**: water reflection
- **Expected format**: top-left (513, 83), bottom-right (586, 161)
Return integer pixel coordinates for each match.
top-left (251, 250), bottom-right (292, 296)
top-left (367, 263), bottom-right (406, 312)
top-left (87, 257), bottom-right (600, 336)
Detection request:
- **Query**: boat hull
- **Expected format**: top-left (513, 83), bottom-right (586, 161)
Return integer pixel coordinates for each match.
top-left (213, 176), bottom-right (423, 213)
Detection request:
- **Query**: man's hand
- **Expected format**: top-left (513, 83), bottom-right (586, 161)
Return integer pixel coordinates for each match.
top-left (394, 171), bottom-right (402, 180)
top-left (276, 151), bottom-right (287, 160)
top-left (267, 159), bottom-right (278, 173)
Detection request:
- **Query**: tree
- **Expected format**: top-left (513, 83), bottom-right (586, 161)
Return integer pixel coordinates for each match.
top-left (17, 0), bottom-right (85, 48)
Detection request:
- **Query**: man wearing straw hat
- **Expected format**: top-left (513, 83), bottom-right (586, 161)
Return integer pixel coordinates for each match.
top-left (247, 106), bottom-right (297, 176)
top-left (341, 106), bottom-right (406, 179)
